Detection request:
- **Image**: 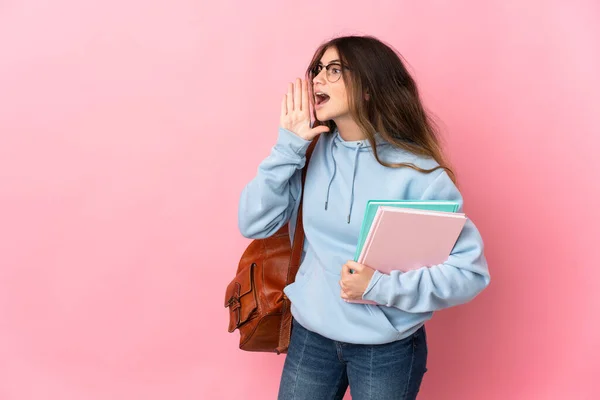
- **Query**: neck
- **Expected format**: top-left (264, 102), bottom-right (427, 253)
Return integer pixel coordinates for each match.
top-left (334, 115), bottom-right (365, 141)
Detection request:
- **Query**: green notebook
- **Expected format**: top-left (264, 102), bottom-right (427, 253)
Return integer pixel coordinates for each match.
top-left (353, 200), bottom-right (460, 261)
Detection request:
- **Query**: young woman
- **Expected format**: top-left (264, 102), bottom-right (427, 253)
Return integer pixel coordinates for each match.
top-left (238, 35), bottom-right (490, 400)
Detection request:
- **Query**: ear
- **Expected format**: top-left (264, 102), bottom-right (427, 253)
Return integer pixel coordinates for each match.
top-left (364, 92), bottom-right (370, 101)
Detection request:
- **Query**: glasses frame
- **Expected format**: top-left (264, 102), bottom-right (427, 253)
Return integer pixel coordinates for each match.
top-left (310, 62), bottom-right (348, 83)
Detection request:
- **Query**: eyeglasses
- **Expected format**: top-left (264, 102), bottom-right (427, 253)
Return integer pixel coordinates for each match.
top-left (309, 62), bottom-right (348, 83)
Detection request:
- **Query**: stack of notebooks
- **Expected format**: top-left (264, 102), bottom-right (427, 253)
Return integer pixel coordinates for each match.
top-left (349, 200), bottom-right (466, 304)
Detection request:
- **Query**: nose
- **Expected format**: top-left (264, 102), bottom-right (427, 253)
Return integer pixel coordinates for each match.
top-left (312, 68), bottom-right (327, 85)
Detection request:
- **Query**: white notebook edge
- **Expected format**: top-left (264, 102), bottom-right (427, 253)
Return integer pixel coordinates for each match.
top-left (357, 206), bottom-right (384, 264)
top-left (378, 205), bottom-right (466, 218)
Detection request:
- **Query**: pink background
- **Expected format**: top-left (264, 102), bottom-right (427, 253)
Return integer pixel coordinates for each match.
top-left (1, 1), bottom-right (598, 399)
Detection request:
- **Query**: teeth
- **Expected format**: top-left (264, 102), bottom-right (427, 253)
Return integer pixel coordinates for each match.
top-left (315, 92), bottom-right (329, 105)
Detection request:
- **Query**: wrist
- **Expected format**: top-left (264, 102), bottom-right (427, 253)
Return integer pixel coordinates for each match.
top-left (277, 127), bottom-right (312, 155)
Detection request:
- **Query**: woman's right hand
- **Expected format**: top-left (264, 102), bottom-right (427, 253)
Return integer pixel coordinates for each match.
top-left (280, 78), bottom-right (330, 141)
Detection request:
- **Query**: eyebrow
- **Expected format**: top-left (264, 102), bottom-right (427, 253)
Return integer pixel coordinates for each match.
top-left (317, 59), bottom-right (341, 65)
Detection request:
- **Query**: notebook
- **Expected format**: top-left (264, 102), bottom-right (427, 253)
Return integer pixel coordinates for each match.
top-left (349, 206), bottom-right (466, 304)
top-left (353, 200), bottom-right (460, 261)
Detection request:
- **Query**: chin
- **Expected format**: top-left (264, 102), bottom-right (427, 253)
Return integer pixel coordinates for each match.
top-left (315, 109), bottom-right (334, 122)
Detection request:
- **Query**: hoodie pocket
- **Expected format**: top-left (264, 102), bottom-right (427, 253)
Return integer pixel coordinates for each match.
top-left (365, 303), bottom-right (401, 336)
top-left (284, 264), bottom-right (315, 300)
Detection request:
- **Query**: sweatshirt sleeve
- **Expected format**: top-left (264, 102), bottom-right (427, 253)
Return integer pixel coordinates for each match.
top-left (361, 170), bottom-right (491, 312)
top-left (237, 127), bottom-right (312, 239)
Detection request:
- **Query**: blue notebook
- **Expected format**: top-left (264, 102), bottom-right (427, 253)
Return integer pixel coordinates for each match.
top-left (353, 200), bottom-right (460, 261)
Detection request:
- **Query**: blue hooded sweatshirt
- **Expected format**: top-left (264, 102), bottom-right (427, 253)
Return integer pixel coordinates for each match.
top-left (238, 127), bottom-right (490, 344)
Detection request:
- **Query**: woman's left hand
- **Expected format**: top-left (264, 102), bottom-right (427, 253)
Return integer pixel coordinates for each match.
top-left (339, 261), bottom-right (376, 301)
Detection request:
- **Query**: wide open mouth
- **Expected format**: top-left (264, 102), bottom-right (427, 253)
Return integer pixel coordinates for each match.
top-left (315, 92), bottom-right (330, 106)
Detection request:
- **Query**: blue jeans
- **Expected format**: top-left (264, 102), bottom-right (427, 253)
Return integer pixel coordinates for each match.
top-left (278, 318), bottom-right (428, 400)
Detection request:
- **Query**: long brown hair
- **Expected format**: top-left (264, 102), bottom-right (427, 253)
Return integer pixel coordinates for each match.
top-left (307, 35), bottom-right (456, 183)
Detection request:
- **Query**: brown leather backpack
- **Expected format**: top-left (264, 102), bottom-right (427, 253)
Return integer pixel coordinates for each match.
top-left (225, 137), bottom-right (317, 354)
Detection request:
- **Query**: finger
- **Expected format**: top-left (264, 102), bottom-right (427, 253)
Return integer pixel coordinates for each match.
top-left (347, 260), bottom-right (363, 271)
top-left (287, 82), bottom-right (294, 113)
top-left (340, 289), bottom-right (348, 299)
top-left (281, 94), bottom-right (287, 116)
top-left (302, 79), bottom-right (309, 112)
top-left (341, 265), bottom-right (352, 277)
top-left (311, 125), bottom-right (330, 136)
top-left (294, 78), bottom-right (302, 111)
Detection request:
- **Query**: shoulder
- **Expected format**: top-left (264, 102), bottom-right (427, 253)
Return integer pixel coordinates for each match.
top-left (378, 143), bottom-right (440, 171)
top-left (377, 144), bottom-right (460, 202)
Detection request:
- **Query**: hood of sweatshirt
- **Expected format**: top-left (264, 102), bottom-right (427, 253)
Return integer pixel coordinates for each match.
top-left (324, 129), bottom-right (390, 224)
